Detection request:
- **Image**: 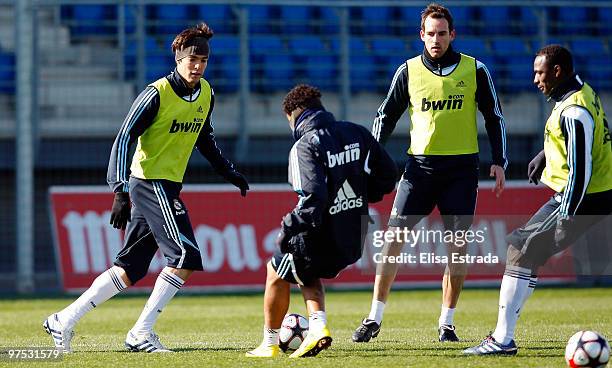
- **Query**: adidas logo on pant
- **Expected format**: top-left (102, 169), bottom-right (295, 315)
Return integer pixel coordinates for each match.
top-left (329, 180), bottom-right (363, 215)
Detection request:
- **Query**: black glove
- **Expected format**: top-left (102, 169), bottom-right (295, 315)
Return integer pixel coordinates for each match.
top-left (527, 150), bottom-right (546, 185)
top-left (225, 170), bottom-right (249, 197)
top-left (275, 229), bottom-right (292, 253)
top-left (110, 192), bottom-right (131, 230)
top-left (554, 216), bottom-right (575, 248)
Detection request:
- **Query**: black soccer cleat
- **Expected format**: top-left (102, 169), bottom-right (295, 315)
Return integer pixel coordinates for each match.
top-left (438, 324), bottom-right (460, 342)
top-left (352, 318), bottom-right (381, 342)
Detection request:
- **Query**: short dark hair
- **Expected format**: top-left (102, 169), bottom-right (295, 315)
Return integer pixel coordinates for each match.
top-left (536, 44), bottom-right (574, 75)
top-left (282, 84), bottom-right (323, 115)
top-left (421, 3), bottom-right (454, 32)
top-left (171, 23), bottom-right (214, 54)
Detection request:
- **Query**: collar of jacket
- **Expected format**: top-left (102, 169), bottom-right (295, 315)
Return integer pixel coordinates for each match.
top-left (548, 74), bottom-right (583, 103)
top-left (421, 44), bottom-right (461, 74)
top-left (293, 108), bottom-right (335, 141)
top-left (166, 68), bottom-right (201, 98)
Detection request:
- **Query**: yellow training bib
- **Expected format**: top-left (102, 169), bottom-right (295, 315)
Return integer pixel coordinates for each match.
top-left (130, 77), bottom-right (212, 183)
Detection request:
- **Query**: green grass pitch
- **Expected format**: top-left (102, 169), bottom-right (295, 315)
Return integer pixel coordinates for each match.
top-left (1, 288), bottom-right (610, 367)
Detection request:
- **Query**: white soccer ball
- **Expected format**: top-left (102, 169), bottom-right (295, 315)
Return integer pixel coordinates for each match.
top-left (565, 331), bottom-right (610, 367)
top-left (279, 313), bottom-right (308, 352)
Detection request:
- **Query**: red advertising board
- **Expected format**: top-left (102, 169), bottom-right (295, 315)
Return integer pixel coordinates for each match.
top-left (49, 182), bottom-right (576, 292)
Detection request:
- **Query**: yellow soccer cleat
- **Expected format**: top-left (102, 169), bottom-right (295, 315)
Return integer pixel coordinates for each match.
top-left (289, 326), bottom-right (332, 358)
top-left (245, 343), bottom-right (280, 358)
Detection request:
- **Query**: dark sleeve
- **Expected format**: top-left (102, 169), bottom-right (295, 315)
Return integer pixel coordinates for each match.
top-left (559, 106), bottom-right (595, 216)
top-left (475, 60), bottom-right (508, 169)
top-left (194, 91), bottom-right (236, 177)
top-left (107, 86), bottom-right (159, 193)
top-left (281, 136), bottom-right (328, 237)
top-left (365, 134), bottom-right (399, 203)
top-left (371, 63), bottom-right (409, 145)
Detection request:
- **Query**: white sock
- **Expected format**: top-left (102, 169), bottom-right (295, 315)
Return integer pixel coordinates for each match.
top-left (263, 326), bottom-right (279, 347)
top-left (309, 311), bottom-right (327, 332)
top-left (518, 275), bottom-right (537, 318)
top-left (57, 267), bottom-right (127, 329)
top-left (438, 306), bottom-right (455, 327)
top-left (492, 266), bottom-right (532, 345)
top-left (367, 300), bottom-right (385, 325)
top-left (130, 269), bottom-right (184, 336)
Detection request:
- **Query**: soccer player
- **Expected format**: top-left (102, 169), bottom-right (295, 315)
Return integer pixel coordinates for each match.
top-left (464, 45), bottom-right (612, 355)
top-left (352, 3), bottom-right (507, 343)
top-left (43, 23), bottom-right (249, 353)
top-left (245, 85), bottom-right (397, 358)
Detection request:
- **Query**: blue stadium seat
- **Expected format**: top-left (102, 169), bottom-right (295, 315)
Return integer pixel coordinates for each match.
top-left (498, 55), bottom-right (534, 92)
top-left (261, 54), bottom-right (294, 91)
top-left (410, 39), bottom-right (424, 54)
top-left (304, 55), bottom-right (338, 91)
top-left (398, 7), bottom-right (421, 34)
top-left (208, 36), bottom-right (240, 92)
top-left (146, 54), bottom-right (175, 82)
top-left (568, 39), bottom-right (606, 57)
top-left (599, 8), bottom-right (612, 35)
top-left (0, 52), bottom-right (15, 94)
top-left (350, 54), bottom-right (377, 92)
top-left (317, 6), bottom-right (339, 34)
top-left (153, 5), bottom-right (192, 35)
top-left (581, 58), bottom-right (612, 90)
top-left (247, 5), bottom-right (275, 34)
top-left (330, 37), bottom-right (374, 92)
top-left (211, 55), bottom-right (240, 93)
top-left (516, 7), bottom-right (537, 35)
top-left (449, 6), bottom-right (476, 35)
top-left (121, 5), bottom-right (137, 34)
top-left (69, 5), bottom-right (116, 35)
top-left (330, 37), bottom-right (368, 55)
top-left (199, 5), bottom-right (233, 34)
top-left (453, 37), bottom-right (488, 56)
top-left (490, 38), bottom-right (528, 56)
top-left (359, 6), bottom-right (394, 35)
top-left (211, 35), bottom-right (240, 55)
top-left (249, 35), bottom-right (284, 55)
top-left (371, 37), bottom-right (408, 86)
top-left (554, 7), bottom-right (589, 35)
top-left (288, 36), bottom-right (326, 55)
top-left (480, 7), bottom-right (512, 35)
top-left (370, 37), bottom-right (407, 55)
top-left (280, 6), bottom-right (314, 35)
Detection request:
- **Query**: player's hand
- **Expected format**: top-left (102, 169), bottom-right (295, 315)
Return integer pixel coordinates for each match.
top-left (490, 165), bottom-right (505, 198)
top-left (275, 229), bottom-right (291, 253)
top-left (110, 192), bottom-right (131, 230)
top-left (226, 170), bottom-right (249, 197)
top-left (527, 150), bottom-right (546, 185)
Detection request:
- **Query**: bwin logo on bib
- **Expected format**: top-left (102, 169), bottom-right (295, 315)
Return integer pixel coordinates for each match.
top-left (329, 180), bottom-right (363, 215)
top-left (327, 143), bottom-right (360, 168)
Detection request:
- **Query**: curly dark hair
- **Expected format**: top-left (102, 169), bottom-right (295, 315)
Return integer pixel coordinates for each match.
top-left (282, 84), bottom-right (323, 115)
top-left (536, 44), bottom-right (573, 75)
top-left (421, 3), bottom-right (454, 32)
top-left (171, 23), bottom-right (214, 53)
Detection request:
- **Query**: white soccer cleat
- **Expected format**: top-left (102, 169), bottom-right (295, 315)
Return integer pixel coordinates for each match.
top-left (125, 331), bottom-right (172, 353)
top-left (43, 313), bottom-right (74, 353)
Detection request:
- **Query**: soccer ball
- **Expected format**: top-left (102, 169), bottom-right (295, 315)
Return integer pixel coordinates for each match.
top-left (279, 313), bottom-right (308, 352)
top-left (565, 331), bottom-right (610, 368)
